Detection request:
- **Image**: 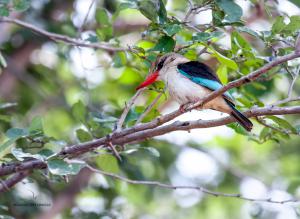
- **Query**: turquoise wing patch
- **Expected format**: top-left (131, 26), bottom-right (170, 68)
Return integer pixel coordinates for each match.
top-left (178, 69), bottom-right (234, 100)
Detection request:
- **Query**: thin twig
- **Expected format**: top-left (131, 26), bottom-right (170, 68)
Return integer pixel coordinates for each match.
top-left (115, 88), bottom-right (144, 131)
top-left (0, 17), bottom-right (127, 52)
top-left (86, 165), bottom-right (299, 204)
top-left (271, 65), bottom-right (300, 106)
top-left (286, 65), bottom-right (299, 98)
top-left (77, 0), bottom-right (96, 35)
top-left (183, 0), bottom-right (194, 22)
top-left (272, 97), bottom-right (300, 106)
top-left (256, 117), bottom-right (290, 135)
top-left (107, 141), bottom-right (122, 161)
top-left (135, 92), bottom-right (164, 125)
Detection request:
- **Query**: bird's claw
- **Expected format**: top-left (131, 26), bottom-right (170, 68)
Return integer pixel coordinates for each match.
top-left (179, 103), bottom-right (192, 113)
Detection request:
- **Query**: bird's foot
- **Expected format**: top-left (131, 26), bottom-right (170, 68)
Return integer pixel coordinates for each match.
top-left (179, 103), bottom-right (192, 113)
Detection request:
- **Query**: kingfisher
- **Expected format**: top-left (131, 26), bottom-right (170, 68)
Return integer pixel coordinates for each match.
top-left (136, 53), bottom-right (253, 131)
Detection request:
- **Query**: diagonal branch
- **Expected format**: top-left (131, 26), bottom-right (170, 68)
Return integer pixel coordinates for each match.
top-left (186, 51), bottom-right (300, 111)
top-left (272, 65), bottom-right (300, 106)
top-left (115, 88), bottom-right (144, 131)
top-left (0, 171), bottom-right (30, 193)
top-left (0, 17), bottom-right (127, 52)
top-left (135, 92), bottom-right (164, 125)
top-left (1, 106), bottom-right (300, 179)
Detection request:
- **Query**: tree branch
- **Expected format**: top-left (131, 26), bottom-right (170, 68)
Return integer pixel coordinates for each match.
top-left (86, 165), bottom-right (299, 204)
top-left (1, 106), bottom-right (300, 179)
top-left (0, 171), bottom-right (30, 193)
top-left (1, 15), bottom-right (300, 196)
top-left (0, 17), bottom-right (128, 52)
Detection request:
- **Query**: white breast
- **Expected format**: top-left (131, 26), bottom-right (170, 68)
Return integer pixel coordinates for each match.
top-left (160, 66), bottom-right (231, 113)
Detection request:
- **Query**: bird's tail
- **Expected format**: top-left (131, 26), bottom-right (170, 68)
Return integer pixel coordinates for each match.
top-left (225, 100), bottom-right (253, 132)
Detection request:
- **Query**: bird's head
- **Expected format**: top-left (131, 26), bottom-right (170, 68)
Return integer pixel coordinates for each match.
top-left (136, 52), bottom-right (188, 90)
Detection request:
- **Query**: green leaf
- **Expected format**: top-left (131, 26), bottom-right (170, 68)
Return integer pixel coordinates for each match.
top-left (210, 49), bottom-right (238, 70)
top-left (284, 16), bottom-right (300, 34)
top-left (76, 129), bottom-right (93, 142)
top-left (157, 0), bottom-right (167, 24)
top-left (193, 32), bottom-right (211, 42)
top-left (259, 126), bottom-right (270, 140)
top-left (143, 147), bottom-right (160, 157)
top-left (163, 24), bottom-right (181, 36)
top-left (96, 26), bottom-right (113, 41)
top-left (138, 107), bottom-right (160, 123)
top-left (216, 64), bottom-right (228, 84)
top-left (272, 16), bottom-right (285, 34)
top-left (87, 119), bottom-right (112, 138)
top-left (95, 8), bottom-right (112, 41)
top-left (215, 0), bottom-right (243, 23)
top-left (150, 35), bottom-right (175, 52)
top-left (227, 123), bottom-right (248, 136)
top-left (236, 97), bottom-right (253, 108)
top-left (118, 2), bottom-right (138, 10)
top-left (251, 82), bottom-right (266, 90)
top-left (12, 0), bottom-right (30, 11)
top-left (95, 8), bottom-right (110, 25)
top-left (237, 27), bottom-right (260, 38)
top-left (96, 154), bottom-right (119, 173)
top-left (137, 0), bottom-right (167, 23)
top-left (138, 0), bottom-right (157, 22)
top-left (37, 149), bottom-right (55, 159)
top-left (0, 51), bottom-right (7, 67)
top-left (231, 31), bottom-right (252, 53)
top-left (267, 116), bottom-right (297, 133)
top-left (119, 67), bottom-right (141, 84)
top-left (11, 148), bottom-right (45, 161)
top-left (0, 128), bottom-right (29, 159)
top-left (29, 116), bottom-right (43, 134)
top-left (48, 159), bottom-right (86, 175)
top-left (0, 6), bottom-right (9, 17)
top-left (72, 100), bottom-right (87, 123)
top-left (212, 9), bottom-right (224, 26)
top-left (125, 107), bottom-right (141, 124)
top-left (6, 128), bottom-right (29, 139)
top-left (85, 34), bottom-right (98, 43)
top-left (0, 138), bottom-right (17, 159)
top-left (113, 52), bottom-right (127, 68)
top-left (0, 114), bottom-right (11, 122)
top-left (193, 31), bottom-right (223, 42)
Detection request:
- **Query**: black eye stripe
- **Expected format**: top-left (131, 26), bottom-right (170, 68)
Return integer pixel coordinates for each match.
top-left (157, 57), bottom-right (167, 70)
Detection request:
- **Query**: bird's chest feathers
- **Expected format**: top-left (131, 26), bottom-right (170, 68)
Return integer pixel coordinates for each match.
top-left (162, 67), bottom-right (211, 105)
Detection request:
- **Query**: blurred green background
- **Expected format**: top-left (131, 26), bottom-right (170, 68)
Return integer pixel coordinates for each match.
top-left (0, 0), bottom-right (300, 218)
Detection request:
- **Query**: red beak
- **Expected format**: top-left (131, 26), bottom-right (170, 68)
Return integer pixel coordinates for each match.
top-left (136, 71), bottom-right (159, 90)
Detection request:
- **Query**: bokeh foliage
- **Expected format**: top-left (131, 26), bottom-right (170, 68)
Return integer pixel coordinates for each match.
top-left (0, 0), bottom-right (300, 218)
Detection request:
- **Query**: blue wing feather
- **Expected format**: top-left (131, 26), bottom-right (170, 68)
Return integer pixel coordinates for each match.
top-left (178, 69), bottom-right (234, 100)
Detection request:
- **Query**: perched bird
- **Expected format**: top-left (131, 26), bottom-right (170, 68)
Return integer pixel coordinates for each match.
top-left (136, 53), bottom-right (253, 131)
